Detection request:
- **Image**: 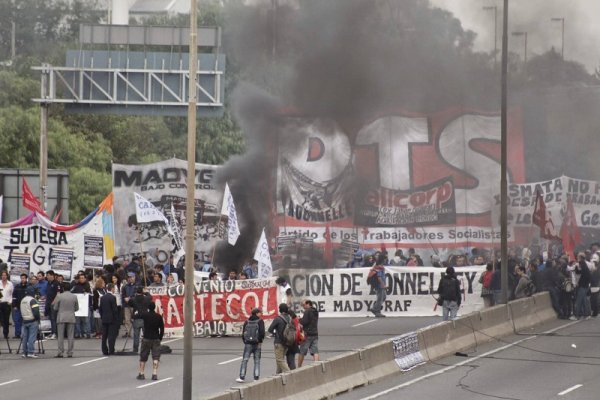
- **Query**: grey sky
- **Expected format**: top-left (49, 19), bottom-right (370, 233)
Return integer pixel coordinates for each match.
top-left (431, 0), bottom-right (599, 71)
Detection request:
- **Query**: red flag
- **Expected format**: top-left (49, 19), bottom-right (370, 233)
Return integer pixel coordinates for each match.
top-left (22, 178), bottom-right (46, 216)
top-left (532, 191), bottom-right (559, 240)
top-left (560, 197), bottom-right (581, 260)
top-left (52, 208), bottom-right (63, 223)
top-left (324, 225), bottom-right (333, 268)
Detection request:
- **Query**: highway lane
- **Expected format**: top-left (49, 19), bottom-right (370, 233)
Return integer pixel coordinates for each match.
top-left (337, 317), bottom-right (600, 400)
top-left (0, 316), bottom-right (439, 400)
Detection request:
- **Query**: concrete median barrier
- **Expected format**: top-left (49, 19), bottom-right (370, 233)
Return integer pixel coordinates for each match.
top-left (509, 296), bottom-right (542, 332)
top-left (418, 317), bottom-right (476, 361)
top-left (468, 304), bottom-right (514, 345)
top-left (532, 292), bottom-right (557, 323)
top-left (359, 340), bottom-right (402, 383)
top-left (204, 292), bottom-right (557, 400)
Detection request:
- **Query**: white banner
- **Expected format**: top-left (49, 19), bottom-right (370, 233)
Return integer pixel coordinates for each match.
top-left (112, 159), bottom-right (222, 260)
top-left (254, 229), bottom-right (273, 278)
top-left (0, 214), bottom-right (105, 277)
top-left (220, 183), bottom-right (240, 246)
top-left (134, 192), bottom-right (170, 225)
top-left (279, 266), bottom-right (485, 317)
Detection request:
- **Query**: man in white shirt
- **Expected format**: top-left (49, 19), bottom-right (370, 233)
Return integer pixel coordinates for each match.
top-left (0, 270), bottom-right (14, 339)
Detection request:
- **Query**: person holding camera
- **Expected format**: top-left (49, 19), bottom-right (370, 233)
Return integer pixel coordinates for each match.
top-left (20, 286), bottom-right (41, 358)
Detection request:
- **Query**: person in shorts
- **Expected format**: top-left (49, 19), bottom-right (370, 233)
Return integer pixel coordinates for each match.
top-left (298, 299), bottom-right (319, 367)
top-left (137, 302), bottom-right (164, 381)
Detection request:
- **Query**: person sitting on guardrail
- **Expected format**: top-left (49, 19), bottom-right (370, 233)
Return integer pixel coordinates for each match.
top-left (437, 266), bottom-right (461, 321)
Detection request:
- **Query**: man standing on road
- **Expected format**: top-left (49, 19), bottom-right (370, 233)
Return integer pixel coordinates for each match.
top-left (122, 272), bottom-right (137, 338)
top-left (437, 266), bottom-right (461, 321)
top-left (368, 254), bottom-right (387, 317)
top-left (137, 302), bottom-right (164, 381)
top-left (12, 273), bottom-right (29, 339)
top-left (298, 299), bottom-right (319, 367)
top-left (130, 286), bottom-right (152, 353)
top-left (53, 282), bottom-right (78, 358)
top-left (268, 303), bottom-right (291, 374)
top-left (236, 307), bottom-right (265, 383)
top-left (45, 270), bottom-right (60, 339)
top-left (20, 286), bottom-right (40, 358)
top-left (99, 283), bottom-right (119, 355)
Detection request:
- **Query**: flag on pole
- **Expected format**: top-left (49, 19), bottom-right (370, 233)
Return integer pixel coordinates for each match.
top-left (169, 202), bottom-right (185, 265)
top-left (133, 192), bottom-right (172, 236)
top-left (22, 178), bottom-right (46, 216)
top-left (254, 229), bottom-right (273, 278)
top-left (220, 183), bottom-right (240, 246)
top-left (170, 203), bottom-right (184, 252)
top-left (532, 191), bottom-right (559, 240)
top-left (560, 197), bottom-right (581, 260)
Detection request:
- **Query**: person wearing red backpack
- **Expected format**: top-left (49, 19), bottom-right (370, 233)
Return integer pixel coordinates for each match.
top-left (479, 263), bottom-right (495, 307)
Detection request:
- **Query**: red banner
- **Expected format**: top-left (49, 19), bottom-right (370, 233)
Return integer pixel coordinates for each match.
top-left (148, 280), bottom-right (279, 336)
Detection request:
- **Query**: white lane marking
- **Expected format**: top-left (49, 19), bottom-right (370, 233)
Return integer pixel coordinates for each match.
top-left (218, 356), bottom-right (243, 365)
top-left (161, 338), bottom-right (181, 344)
top-left (361, 320), bottom-right (579, 400)
top-left (0, 379), bottom-right (19, 387)
top-left (72, 357), bottom-right (108, 367)
top-left (353, 320), bottom-right (378, 328)
top-left (558, 384), bottom-right (583, 396)
top-left (137, 377), bottom-right (174, 388)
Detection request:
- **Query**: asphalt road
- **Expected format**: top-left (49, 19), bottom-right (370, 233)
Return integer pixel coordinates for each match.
top-left (0, 316), bottom-right (439, 400)
top-left (337, 317), bottom-right (600, 400)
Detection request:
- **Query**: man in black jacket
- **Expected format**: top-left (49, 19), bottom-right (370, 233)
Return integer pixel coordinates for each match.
top-left (12, 273), bottom-right (28, 339)
top-left (137, 302), bottom-right (164, 381)
top-left (236, 307), bottom-right (265, 383)
top-left (45, 270), bottom-right (60, 339)
top-left (298, 299), bottom-right (319, 367)
top-left (574, 253), bottom-right (591, 320)
top-left (99, 283), bottom-right (119, 355)
top-left (129, 287), bottom-right (153, 353)
top-left (437, 266), bottom-right (461, 321)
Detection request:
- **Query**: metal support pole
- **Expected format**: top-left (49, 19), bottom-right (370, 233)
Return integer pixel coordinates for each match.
top-left (500, 0), bottom-right (509, 304)
top-left (183, 0), bottom-right (198, 399)
top-left (40, 65), bottom-right (49, 213)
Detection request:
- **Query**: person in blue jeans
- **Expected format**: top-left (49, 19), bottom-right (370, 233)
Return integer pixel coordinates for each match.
top-left (574, 255), bottom-right (591, 320)
top-left (20, 286), bottom-right (41, 358)
top-left (236, 308), bottom-right (265, 383)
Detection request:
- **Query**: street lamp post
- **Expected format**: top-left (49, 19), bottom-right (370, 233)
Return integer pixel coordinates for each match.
top-left (551, 17), bottom-right (565, 59)
top-left (483, 6), bottom-right (498, 67)
top-left (511, 31), bottom-right (528, 65)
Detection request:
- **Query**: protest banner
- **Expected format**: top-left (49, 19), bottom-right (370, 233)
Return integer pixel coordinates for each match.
top-left (112, 159), bottom-right (222, 261)
top-left (146, 278), bottom-right (279, 338)
top-left (9, 253), bottom-right (30, 284)
top-left (49, 247), bottom-right (75, 281)
top-left (84, 235), bottom-right (104, 269)
top-left (277, 266), bottom-right (485, 317)
top-left (74, 293), bottom-right (89, 317)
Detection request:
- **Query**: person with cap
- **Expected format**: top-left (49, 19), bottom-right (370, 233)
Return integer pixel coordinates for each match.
top-left (121, 272), bottom-right (138, 338)
top-left (136, 302), bottom-right (164, 381)
top-left (236, 307), bottom-right (265, 383)
top-left (20, 285), bottom-right (41, 358)
top-left (436, 266), bottom-right (461, 321)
